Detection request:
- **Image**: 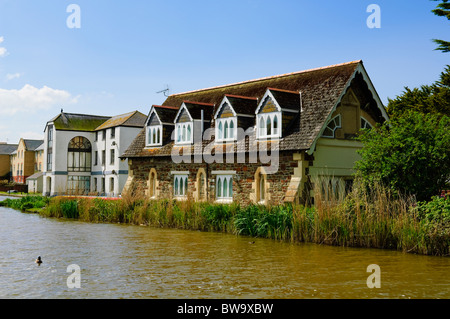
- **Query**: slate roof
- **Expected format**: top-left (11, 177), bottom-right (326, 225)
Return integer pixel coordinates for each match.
top-left (24, 139), bottom-right (44, 151)
top-left (181, 101), bottom-right (215, 121)
top-left (122, 60), bottom-right (371, 158)
top-left (0, 143), bottom-right (18, 155)
top-left (224, 95), bottom-right (259, 116)
top-left (151, 105), bottom-right (179, 124)
top-left (267, 88), bottom-right (301, 111)
top-left (50, 112), bottom-right (111, 132)
top-left (95, 111), bottom-right (147, 131)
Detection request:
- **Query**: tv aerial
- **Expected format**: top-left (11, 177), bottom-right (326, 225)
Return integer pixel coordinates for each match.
top-left (156, 85), bottom-right (170, 97)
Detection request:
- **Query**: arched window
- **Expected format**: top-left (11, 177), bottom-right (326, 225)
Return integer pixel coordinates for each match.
top-left (273, 115), bottom-right (278, 135)
top-left (322, 115), bottom-right (342, 138)
top-left (267, 116), bottom-right (272, 136)
top-left (259, 174), bottom-right (265, 202)
top-left (149, 169), bottom-right (157, 198)
top-left (361, 117), bottom-right (373, 130)
top-left (218, 121), bottom-right (223, 139)
top-left (187, 124), bottom-right (191, 141)
top-left (67, 136), bottom-right (92, 172)
top-left (260, 116), bottom-right (266, 137)
top-left (224, 121), bottom-right (229, 139)
top-left (229, 120), bottom-right (234, 139)
top-left (255, 167), bottom-right (267, 204)
top-left (216, 174), bottom-right (233, 201)
top-left (217, 178), bottom-right (222, 197)
top-left (196, 169), bottom-right (207, 201)
top-left (157, 128), bottom-right (161, 144)
top-left (182, 125), bottom-right (186, 141)
top-left (174, 177), bottom-right (179, 196)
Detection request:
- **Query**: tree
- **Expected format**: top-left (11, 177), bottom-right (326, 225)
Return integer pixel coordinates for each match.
top-left (387, 65), bottom-right (450, 119)
top-left (355, 111), bottom-right (450, 201)
top-left (432, 0), bottom-right (450, 52)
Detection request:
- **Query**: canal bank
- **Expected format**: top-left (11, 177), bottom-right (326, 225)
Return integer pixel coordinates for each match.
top-left (1, 193), bottom-right (449, 257)
top-left (1, 201), bottom-right (449, 299)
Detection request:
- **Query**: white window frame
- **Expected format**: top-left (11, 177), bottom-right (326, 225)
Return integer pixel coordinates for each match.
top-left (322, 114), bottom-right (342, 138)
top-left (360, 116), bottom-right (373, 129)
top-left (175, 122), bottom-right (193, 145)
top-left (256, 112), bottom-right (282, 139)
top-left (216, 117), bottom-right (237, 142)
top-left (212, 171), bottom-right (235, 203)
top-left (146, 125), bottom-right (163, 147)
top-left (172, 173), bottom-right (189, 199)
top-left (215, 175), bottom-right (233, 202)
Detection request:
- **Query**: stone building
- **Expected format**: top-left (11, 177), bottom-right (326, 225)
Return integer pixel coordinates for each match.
top-left (121, 60), bottom-right (389, 206)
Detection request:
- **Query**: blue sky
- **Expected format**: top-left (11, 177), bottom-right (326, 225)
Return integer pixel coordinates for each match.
top-left (0, 0), bottom-right (448, 143)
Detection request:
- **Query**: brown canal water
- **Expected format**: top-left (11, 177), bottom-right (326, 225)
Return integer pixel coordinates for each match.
top-left (0, 198), bottom-right (449, 299)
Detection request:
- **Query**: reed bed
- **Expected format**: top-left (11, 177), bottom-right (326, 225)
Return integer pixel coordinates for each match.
top-left (27, 180), bottom-right (450, 256)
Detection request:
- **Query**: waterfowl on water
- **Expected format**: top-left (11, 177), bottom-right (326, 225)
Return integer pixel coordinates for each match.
top-left (35, 256), bottom-right (42, 265)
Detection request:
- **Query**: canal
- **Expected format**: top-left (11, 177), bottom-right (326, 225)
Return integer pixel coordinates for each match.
top-left (0, 198), bottom-right (449, 299)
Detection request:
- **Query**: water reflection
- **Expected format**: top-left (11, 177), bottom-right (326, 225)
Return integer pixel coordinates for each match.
top-left (0, 198), bottom-right (449, 299)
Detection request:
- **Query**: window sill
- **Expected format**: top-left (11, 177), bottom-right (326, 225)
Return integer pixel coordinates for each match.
top-left (215, 198), bottom-right (233, 204)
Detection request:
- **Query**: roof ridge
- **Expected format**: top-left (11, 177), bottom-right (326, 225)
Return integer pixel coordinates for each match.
top-left (225, 94), bottom-right (258, 100)
top-left (183, 100), bottom-right (215, 106)
top-left (172, 60), bottom-right (361, 97)
top-left (267, 87), bottom-right (300, 94)
top-left (60, 112), bottom-right (111, 118)
top-left (153, 105), bottom-right (179, 110)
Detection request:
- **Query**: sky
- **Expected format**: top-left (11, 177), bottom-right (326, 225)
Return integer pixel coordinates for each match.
top-left (0, 0), bottom-right (448, 143)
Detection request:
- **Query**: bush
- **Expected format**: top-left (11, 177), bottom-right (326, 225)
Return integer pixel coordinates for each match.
top-left (355, 111), bottom-right (450, 201)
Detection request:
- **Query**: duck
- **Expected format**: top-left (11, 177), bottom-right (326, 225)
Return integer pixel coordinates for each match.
top-left (35, 256), bottom-right (42, 265)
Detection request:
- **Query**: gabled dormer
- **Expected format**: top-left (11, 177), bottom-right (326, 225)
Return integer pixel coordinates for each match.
top-left (255, 88), bottom-right (301, 140)
top-left (145, 105), bottom-right (179, 147)
top-left (214, 94), bottom-right (258, 143)
top-left (174, 101), bottom-right (214, 145)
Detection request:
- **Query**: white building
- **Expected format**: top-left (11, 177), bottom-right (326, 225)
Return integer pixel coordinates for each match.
top-left (42, 110), bottom-right (146, 197)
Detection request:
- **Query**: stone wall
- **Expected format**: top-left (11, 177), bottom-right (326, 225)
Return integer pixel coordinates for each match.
top-left (127, 151), bottom-right (299, 206)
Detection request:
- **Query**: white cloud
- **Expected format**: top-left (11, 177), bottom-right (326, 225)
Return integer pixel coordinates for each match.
top-left (0, 84), bottom-right (78, 115)
top-left (6, 73), bottom-right (21, 80)
top-left (20, 131), bottom-right (44, 140)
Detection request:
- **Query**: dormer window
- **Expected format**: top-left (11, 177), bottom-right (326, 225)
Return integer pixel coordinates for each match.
top-left (255, 88), bottom-right (300, 140)
top-left (147, 125), bottom-right (162, 146)
top-left (145, 110), bottom-right (163, 147)
top-left (175, 122), bottom-right (193, 144)
top-left (257, 112), bottom-right (281, 139)
top-left (174, 101), bottom-right (213, 146)
top-left (322, 115), bottom-right (341, 138)
top-left (216, 118), bottom-right (237, 142)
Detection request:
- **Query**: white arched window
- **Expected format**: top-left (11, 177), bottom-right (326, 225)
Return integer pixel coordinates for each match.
top-left (146, 125), bottom-right (163, 146)
top-left (173, 173), bottom-right (188, 198)
top-left (215, 173), bottom-right (233, 202)
top-left (257, 112), bottom-right (281, 139)
top-left (215, 118), bottom-right (237, 142)
top-left (175, 123), bottom-right (193, 145)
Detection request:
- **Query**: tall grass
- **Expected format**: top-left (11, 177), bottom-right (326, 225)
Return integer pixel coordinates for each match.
top-left (37, 179), bottom-right (449, 256)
